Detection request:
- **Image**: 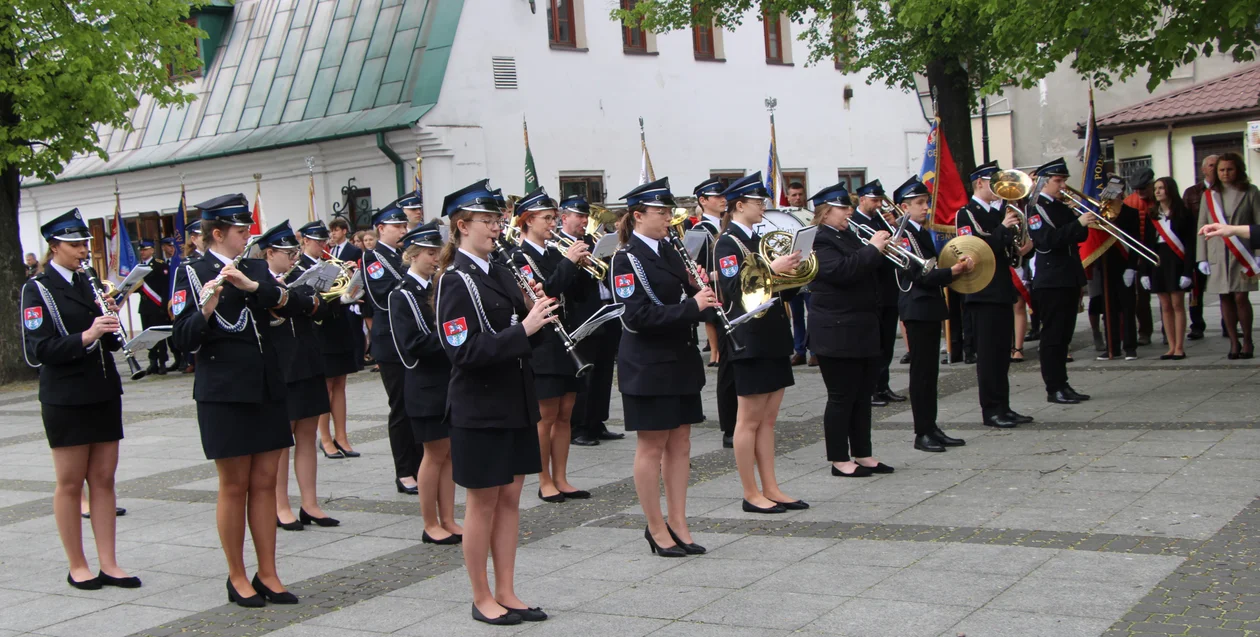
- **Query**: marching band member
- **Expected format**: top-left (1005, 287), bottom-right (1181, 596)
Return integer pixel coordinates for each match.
top-left (321, 217), bottom-right (364, 455)
top-left (613, 178), bottom-right (716, 557)
top-left (185, 219), bottom-right (205, 260)
top-left (161, 238), bottom-right (189, 373)
top-left (956, 162), bottom-right (1033, 428)
top-left (1142, 177), bottom-right (1195, 360)
top-left (559, 195), bottom-right (624, 447)
top-left (713, 173), bottom-right (806, 513)
top-left (891, 177), bottom-right (973, 452)
top-left (23, 210), bottom-right (140, 591)
top-left (511, 187), bottom-right (591, 503)
top-left (1027, 158), bottom-right (1092, 404)
top-left (436, 180), bottom-right (552, 625)
top-left (137, 240), bottom-right (172, 376)
top-left (389, 221), bottom-right (461, 544)
top-left (853, 180), bottom-right (906, 407)
top-left (362, 201), bottom-right (421, 493)
top-left (401, 192), bottom-right (424, 229)
top-left (807, 183), bottom-right (895, 477)
top-left (256, 222), bottom-right (338, 531)
top-left (693, 178), bottom-right (736, 447)
top-left (171, 194), bottom-right (297, 607)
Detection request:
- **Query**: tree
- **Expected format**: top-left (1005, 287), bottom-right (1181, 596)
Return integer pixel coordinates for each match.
top-left (0, 0), bottom-right (203, 383)
top-left (615, 0), bottom-right (1260, 191)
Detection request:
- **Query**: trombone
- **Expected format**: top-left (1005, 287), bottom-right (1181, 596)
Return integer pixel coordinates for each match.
top-left (1059, 185), bottom-right (1160, 266)
top-left (850, 221), bottom-right (936, 271)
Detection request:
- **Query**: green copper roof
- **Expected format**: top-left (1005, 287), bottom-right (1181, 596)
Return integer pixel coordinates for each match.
top-left (34, 0), bottom-right (461, 185)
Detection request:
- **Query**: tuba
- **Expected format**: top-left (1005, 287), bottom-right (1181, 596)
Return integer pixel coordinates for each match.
top-left (990, 169), bottom-right (1036, 261)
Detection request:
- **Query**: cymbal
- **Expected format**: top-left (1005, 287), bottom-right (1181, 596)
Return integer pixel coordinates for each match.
top-left (938, 235), bottom-right (996, 294)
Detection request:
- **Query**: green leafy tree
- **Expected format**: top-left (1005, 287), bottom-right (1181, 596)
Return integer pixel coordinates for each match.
top-left (616, 0), bottom-right (1259, 189)
top-left (0, 0), bottom-right (203, 383)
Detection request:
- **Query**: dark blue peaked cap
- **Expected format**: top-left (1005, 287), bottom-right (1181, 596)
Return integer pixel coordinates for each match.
top-left (721, 172), bottom-right (770, 202)
top-left (969, 161), bottom-right (1001, 182)
top-left (297, 221), bottom-right (330, 240)
top-left (693, 177), bottom-right (724, 198)
top-left (372, 202), bottom-right (408, 226)
top-left (196, 194), bottom-right (253, 226)
top-left (560, 195), bottom-right (591, 214)
top-left (442, 179), bottom-right (504, 217)
top-left (810, 183), bottom-right (852, 208)
top-left (40, 209), bottom-right (92, 242)
top-left (892, 176), bottom-right (931, 205)
top-left (257, 221), bottom-right (299, 249)
top-left (516, 187), bottom-right (558, 215)
top-left (401, 220), bottom-right (444, 249)
top-left (621, 178), bottom-right (676, 208)
top-left (1034, 157), bottom-right (1070, 178)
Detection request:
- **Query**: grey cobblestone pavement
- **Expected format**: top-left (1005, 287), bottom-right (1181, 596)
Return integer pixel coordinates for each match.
top-left (0, 303), bottom-right (1257, 636)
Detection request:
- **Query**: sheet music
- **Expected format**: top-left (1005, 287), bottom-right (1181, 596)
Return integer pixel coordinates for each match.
top-left (728, 299), bottom-right (779, 326)
top-left (683, 229), bottom-right (710, 260)
top-left (291, 261), bottom-right (342, 292)
top-left (124, 325), bottom-right (172, 353)
top-left (569, 303), bottom-right (625, 342)
top-left (592, 234), bottom-right (619, 260)
top-left (116, 265), bottom-right (153, 298)
top-left (791, 226), bottom-right (818, 262)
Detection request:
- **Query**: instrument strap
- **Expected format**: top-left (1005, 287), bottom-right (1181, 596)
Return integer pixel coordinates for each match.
top-left (520, 249), bottom-right (565, 313)
top-left (185, 264), bottom-right (252, 334)
top-left (963, 207), bottom-right (993, 237)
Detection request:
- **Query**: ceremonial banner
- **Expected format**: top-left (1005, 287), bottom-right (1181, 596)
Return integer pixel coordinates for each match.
top-left (169, 185), bottom-right (187, 300)
top-left (249, 177), bottom-right (265, 236)
top-left (1079, 86), bottom-right (1117, 268)
top-left (109, 187), bottom-right (137, 284)
top-left (639, 117), bottom-right (655, 185)
top-left (764, 113), bottom-right (789, 207)
top-left (920, 119), bottom-right (967, 235)
top-left (524, 119), bottom-right (539, 193)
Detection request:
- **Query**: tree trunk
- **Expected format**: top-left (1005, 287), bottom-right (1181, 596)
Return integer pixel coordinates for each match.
top-left (0, 90), bottom-right (37, 384)
top-left (926, 55), bottom-right (977, 196)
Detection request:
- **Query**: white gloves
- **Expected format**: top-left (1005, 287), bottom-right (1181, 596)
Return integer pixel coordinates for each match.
top-left (1123, 269), bottom-right (1136, 287)
top-left (1179, 276), bottom-right (1192, 290)
top-left (1199, 261), bottom-right (1211, 276)
top-left (1140, 276), bottom-right (1151, 291)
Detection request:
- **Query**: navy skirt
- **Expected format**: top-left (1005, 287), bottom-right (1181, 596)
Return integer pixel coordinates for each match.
top-left (196, 400), bottom-right (293, 459)
top-left (286, 376), bottom-right (331, 421)
top-left (43, 397), bottom-right (123, 448)
top-left (621, 393), bottom-right (705, 431)
top-left (732, 357), bottom-right (795, 397)
top-left (450, 426), bottom-right (541, 489)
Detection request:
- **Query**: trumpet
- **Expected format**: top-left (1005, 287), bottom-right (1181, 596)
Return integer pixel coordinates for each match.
top-left (850, 221), bottom-right (936, 271)
top-left (1059, 185), bottom-right (1160, 266)
top-left (492, 245), bottom-right (593, 377)
top-left (80, 260), bottom-right (147, 381)
top-left (549, 230), bottom-right (609, 280)
top-left (666, 209), bottom-right (746, 352)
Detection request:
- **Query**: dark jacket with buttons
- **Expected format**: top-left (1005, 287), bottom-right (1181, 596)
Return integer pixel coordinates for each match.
top-left (290, 253), bottom-right (356, 356)
top-left (268, 269), bottom-right (325, 384)
top-left (436, 251), bottom-right (545, 429)
top-left (807, 224), bottom-right (883, 359)
top-left (22, 270), bottom-right (124, 405)
top-left (852, 209), bottom-right (900, 308)
top-left (389, 274), bottom-right (450, 419)
top-left (1028, 195), bottom-right (1088, 289)
top-left (362, 243), bottom-right (405, 363)
top-left (512, 240), bottom-right (580, 377)
top-left (713, 224), bottom-right (795, 360)
top-left (896, 223), bottom-right (955, 322)
top-left (955, 199), bottom-right (1017, 305)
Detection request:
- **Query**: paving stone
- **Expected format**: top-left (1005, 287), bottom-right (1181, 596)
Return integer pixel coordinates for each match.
top-left (0, 594), bottom-right (114, 632)
top-left (306, 595), bottom-right (458, 632)
top-left (945, 608), bottom-right (1116, 637)
top-left (911, 543), bottom-right (1059, 575)
top-left (862, 567), bottom-right (1020, 608)
top-left (705, 535), bottom-right (836, 562)
top-left (682, 588), bottom-right (848, 630)
top-left (37, 603), bottom-right (189, 637)
top-left (989, 576), bottom-right (1155, 619)
top-left (645, 558), bottom-right (790, 589)
top-left (809, 598), bottom-right (974, 636)
top-left (583, 582), bottom-right (730, 620)
top-left (810, 539), bottom-right (942, 568)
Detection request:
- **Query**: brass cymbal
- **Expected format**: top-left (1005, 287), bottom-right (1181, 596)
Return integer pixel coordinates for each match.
top-left (937, 234), bottom-right (996, 294)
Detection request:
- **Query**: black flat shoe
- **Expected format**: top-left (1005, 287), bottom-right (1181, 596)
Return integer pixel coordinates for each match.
top-left (322, 446), bottom-right (345, 459)
top-left (422, 530), bottom-right (463, 545)
top-left (899, 352), bottom-right (911, 364)
top-left (596, 429), bottom-right (626, 441)
top-left (932, 428), bottom-right (965, 447)
top-left (666, 524), bottom-right (706, 554)
top-left (538, 489), bottom-right (566, 503)
top-left (858, 462), bottom-right (895, 474)
top-left (742, 499), bottom-right (787, 514)
top-left (1159, 353), bottom-right (1175, 360)
top-left (226, 578), bottom-right (264, 608)
top-left (396, 478), bottom-right (418, 495)
top-left (502, 606), bottom-right (548, 622)
top-left (881, 389), bottom-right (907, 402)
top-left (1171, 354), bottom-right (1186, 360)
top-left (914, 434), bottom-right (946, 452)
top-left (333, 441), bottom-right (361, 458)
top-left (472, 604), bottom-right (521, 625)
top-left (99, 572), bottom-right (142, 588)
top-left (707, 361), bottom-right (718, 368)
top-left (771, 498), bottom-right (810, 510)
top-left (277, 517), bottom-right (304, 531)
top-left (81, 507), bottom-right (126, 520)
top-left (299, 508), bottom-right (340, 527)
top-left (67, 572), bottom-right (102, 590)
top-left (722, 434), bottom-right (734, 449)
top-left (870, 395), bottom-right (889, 407)
top-left (831, 465), bottom-right (874, 477)
top-left (644, 527), bottom-right (687, 557)
top-left (1047, 390), bottom-right (1080, 404)
top-left (1064, 385), bottom-right (1091, 401)
top-left (1005, 410), bottom-right (1034, 424)
top-left (558, 489), bottom-right (591, 499)
top-left (571, 436), bottom-right (600, 447)
top-left (985, 414), bottom-right (1019, 428)
top-left (252, 574), bottom-right (298, 604)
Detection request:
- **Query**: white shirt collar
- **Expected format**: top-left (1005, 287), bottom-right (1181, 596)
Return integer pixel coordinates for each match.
top-left (269, 269), bottom-right (285, 279)
top-left (208, 248), bottom-right (235, 266)
top-left (730, 220), bottom-right (755, 238)
top-left (408, 270), bottom-right (431, 288)
top-left (559, 229), bottom-right (580, 242)
top-left (823, 223), bottom-right (842, 233)
top-left (49, 260), bottom-right (76, 284)
top-left (523, 238), bottom-right (547, 255)
top-left (703, 213), bottom-right (721, 226)
top-left (908, 218), bottom-right (922, 232)
top-left (633, 230), bottom-right (660, 255)
top-left (458, 248), bottom-right (491, 274)
top-left (971, 195), bottom-right (993, 211)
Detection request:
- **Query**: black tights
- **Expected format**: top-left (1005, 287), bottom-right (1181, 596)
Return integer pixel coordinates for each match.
top-left (1219, 292), bottom-right (1253, 352)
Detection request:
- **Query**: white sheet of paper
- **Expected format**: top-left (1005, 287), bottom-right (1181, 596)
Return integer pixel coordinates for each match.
top-left (683, 229), bottom-right (710, 260)
top-left (728, 298), bottom-right (779, 326)
top-left (791, 226), bottom-right (818, 261)
top-left (291, 261), bottom-right (342, 292)
top-left (124, 325), bottom-right (172, 353)
top-left (592, 234), bottom-right (619, 260)
top-left (116, 265), bottom-right (153, 298)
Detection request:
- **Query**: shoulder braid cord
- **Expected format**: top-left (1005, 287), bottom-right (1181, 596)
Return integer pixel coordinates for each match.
top-left (435, 270), bottom-right (497, 356)
top-left (1031, 200), bottom-right (1056, 255)
top-left (389, 288), bottom-right (433, 370)
top-left (894, 231), bottom-right (927, 294)
top-left (364, 250), bottom-right (402, 311)
top-left (610, 252), bottom-right (663, 335)
top-left (23, 280), bottom-right (103, 368)
top-left (186, 263), bottom-right (263, 352)
top-left (520, 249), bottom-right (566, 315)
top-left (719, 231), bottom-right (753, 314)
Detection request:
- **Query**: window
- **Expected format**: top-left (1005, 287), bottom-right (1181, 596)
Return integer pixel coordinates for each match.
top-left (546, 0), bottom-right (577, 48)
top-left (88, 218), bottom-right (107, 276)
top-left (559, 175), bottom-right (605, 203)
top-left (1192, 133), bottom-right (1244, 171)
top-left (693, 11), bottom-right (716, 60)
top-left (621, 0), bottom-right (647, 53)
top-left (837, 168), bottom-right (866, 193)
top-left (763, 12), bottom-right (791, 64)
top-left (710, 170), bottom-right (746, 191)
top-left (168, 18), bottom-right (204, 79)
top-left (1116, 156), bottom-right (1152, 191)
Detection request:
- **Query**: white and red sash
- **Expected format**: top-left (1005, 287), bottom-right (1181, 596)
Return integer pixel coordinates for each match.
top-left (1151, 218), bottom-right (1185, 261)
top-left (1205, 190), bottom-right (1259, 277)
top-left (140, 281), bottom-right (163, 305)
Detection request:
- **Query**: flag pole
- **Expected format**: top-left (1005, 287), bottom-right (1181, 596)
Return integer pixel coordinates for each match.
top-left (306, 157), bottom-right (317, 223)
top-left (115, 179), bottom-right (135, 338)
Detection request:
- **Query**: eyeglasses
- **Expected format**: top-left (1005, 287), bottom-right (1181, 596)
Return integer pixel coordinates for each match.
top-left (467, 217), bottom-right (501, 226)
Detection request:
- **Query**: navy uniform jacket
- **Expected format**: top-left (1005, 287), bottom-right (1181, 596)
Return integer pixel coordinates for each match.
top-left (713, 224), bottom-right (795, 360)
top-left (291, 254), bottom-right (356, 356)
top-left (555, 231), bottom-right (605, 328)
top-left (852, 209), bottom-right (899, 308)
top-left (806, 224), bottom-right (882, 359)
top-left (22, 270), bottom-right (123, 405)
top-left (896, 223), bottom-right (955, 322)
top-left (137, 258), bottom-right (170, 321)
top-left (513, 240), bottom-right (580, 376)
top-left (389, 274), bottom-right (450, 420)
top-left (268, 270), bottom-right (325, 384)
top-left (611, 234), bottom-right (706, 397)
top-left (436, 251), bottom-right (545, 429)
top-left (171, 256), bottom-right (288, 403)
top-left (362, 242), bottom-right (405, 363)
top-left (955, 199), bottom-right (1017, 305)
top-left (1028, 194), bottom-right (1088, 289)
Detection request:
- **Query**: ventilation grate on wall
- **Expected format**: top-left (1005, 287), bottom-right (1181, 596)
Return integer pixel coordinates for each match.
top-left (492, 57), bottom-right (518, 89)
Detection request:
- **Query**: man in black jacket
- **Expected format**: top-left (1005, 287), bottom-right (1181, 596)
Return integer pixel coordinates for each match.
top-left (853, 180), bottom-right (905, 407)
top-left (136, 240), bottom-right (171, 375)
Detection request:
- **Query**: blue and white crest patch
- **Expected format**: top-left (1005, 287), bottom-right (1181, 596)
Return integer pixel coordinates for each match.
top-left (1028, 214), bottom-right (1043, 231)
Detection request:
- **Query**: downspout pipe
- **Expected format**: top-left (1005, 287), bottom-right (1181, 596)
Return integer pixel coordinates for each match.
top-left (1165, 123), bottom-right (1174, 178)
top-left (377, 132), bottom-right (406, 197)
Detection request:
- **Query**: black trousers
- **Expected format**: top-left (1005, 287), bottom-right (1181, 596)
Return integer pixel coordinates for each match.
top-left (1189, 270), bottom-right (1207, 333)
top-left (716, 332), bottom-right (737, 437)
top-left (816, 356), bottom-right (876, 462)
top-left (1033, 287), bottom-right (1079, 392)
top-left (573, 326), bottom-right (619, 438)
top-left (903, 321), bottom-right (942, 436)
top-left (141, 313), bottom-right (169, 366)
top-left (378, 362), bottom-right (420, 478)
top-left (349, 311), bottom-right (366, 367)
top-left (1099, 281), bottom-right (1138, 355)
top-left (967, 302), bottom-right (1013, 417)
top-left (945, 290), bottom-right (965, 361)
top-left (875, 305), bottom-right (898, 393)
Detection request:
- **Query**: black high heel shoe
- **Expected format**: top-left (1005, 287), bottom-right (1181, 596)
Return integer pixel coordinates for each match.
top-left (251, 574), bottom-right (298, 604)
top-left (277, 517), bottom-right (304, 531)
top-left (333, 440), bottom-right (361, 458)
top-left (666, 524), bottom-right (706, 554)
top-left (226, 578), bottom-right (264, 608)
top-left (299, 508), bottom-right (340, 527)
top-left (396, 478), bottom-right (418, 495)
top-left (644, 527), bottom-right (687, 557)
top-left (321, 445), bottom-right (345, 459)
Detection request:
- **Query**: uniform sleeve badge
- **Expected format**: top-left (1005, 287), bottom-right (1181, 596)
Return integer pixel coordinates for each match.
top-left (718, 255), bottom-right (739, 278)
top-left (520, 265), bottom-right (535, 281)
top-left (171, 290), bottom-right (187, 315)
top-left (367, 261), bottom-right (384, 280)
top-left (1028, 214), bottom-right (1043, 230)
top-left (900, 238), bottom-right (912, 251)
top-left (614, 273), bottom-right (635, 298)
top-left (23, 306), bottom-right (42, 330)
top-left (443, 317), bottom-right (468, 346)
top-left (959, 225), bottom-right (973, 236)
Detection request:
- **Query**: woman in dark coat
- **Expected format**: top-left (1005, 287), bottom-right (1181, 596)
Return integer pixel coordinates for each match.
top-left (1139, 177), bottom-right (1196, 359)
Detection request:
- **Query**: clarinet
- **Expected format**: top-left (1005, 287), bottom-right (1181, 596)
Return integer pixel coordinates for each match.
top-left (492, 246), bottom-right (593, 378)
top-left (664, 233), bottom-right (745, 352)
top-left (80, 261), bottom-right (148, 381)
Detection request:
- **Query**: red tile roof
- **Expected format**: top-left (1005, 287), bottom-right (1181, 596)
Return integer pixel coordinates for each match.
top-left (1095, 64), bottom-right (1260, 133)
